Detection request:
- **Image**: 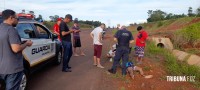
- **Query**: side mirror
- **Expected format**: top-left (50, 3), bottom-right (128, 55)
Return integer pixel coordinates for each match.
top-left (52, 34), bottom-right (58, 41)
top-left (24, 29), bottom-right (33, 34)
top-left (24, 29), bottom-right (35, 38)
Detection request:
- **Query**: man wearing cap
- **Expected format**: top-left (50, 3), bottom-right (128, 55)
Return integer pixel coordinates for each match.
top-left (108, 26), bottom-right (134, 76)
top-left (135, 26), bottom-right (148, 64)
top-left (53, 18), bottom-right (62, 41)
top-left (0, 9), bottom-right (33, 90)
top-left (59, 14), bottom-right (74, 72)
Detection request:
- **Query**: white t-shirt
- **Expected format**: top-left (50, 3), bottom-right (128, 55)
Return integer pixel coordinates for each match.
top-left (91, 27), bottom-right (103, 45)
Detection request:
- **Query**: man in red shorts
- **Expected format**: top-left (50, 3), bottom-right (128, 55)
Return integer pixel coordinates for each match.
top-left (90, 23), bottom-right (105, 68)
top-left (53, 18), bottom-right (62, 41)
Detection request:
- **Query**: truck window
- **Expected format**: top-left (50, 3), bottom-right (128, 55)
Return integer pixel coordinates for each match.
top-left (0, 16), bottom-right (3, 24)
top-left (34, 24), bottom-right (50, 39)
top-left (16, 23), bottom-right (36, 38)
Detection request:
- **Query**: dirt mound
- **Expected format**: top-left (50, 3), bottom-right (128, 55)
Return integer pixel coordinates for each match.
top-left (156, 18), bottom-right (200, 32)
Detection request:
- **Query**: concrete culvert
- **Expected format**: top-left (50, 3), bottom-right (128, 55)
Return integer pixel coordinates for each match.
top-left (157, 43), bottom-right (164, 48)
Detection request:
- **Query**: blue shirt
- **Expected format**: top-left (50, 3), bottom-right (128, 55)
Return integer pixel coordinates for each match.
top-left (114, 29), bottom-right (133, 48)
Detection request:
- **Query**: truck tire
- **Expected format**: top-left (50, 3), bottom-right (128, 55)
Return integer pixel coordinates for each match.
top-left (55, 50), bottom-right (62, 65)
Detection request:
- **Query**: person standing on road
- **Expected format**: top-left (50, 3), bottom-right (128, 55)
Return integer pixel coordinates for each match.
top-left (60, 14), bottom-right (73, 72)
top-left (53, 18), bottom-right (62, 41)
top-left (108, 27), bottom-right (134, 76)
top-left (0, 9), bottom-right (33, 90)
top-left (135, 26), bottom-right (148, 64)
top-left (90, 24), bottom-right (106, 68)
top-left (72, 21), bottom-right (85, 56)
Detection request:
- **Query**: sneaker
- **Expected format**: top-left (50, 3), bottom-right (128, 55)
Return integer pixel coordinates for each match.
top-left (93, 63), bottom-right (97, 66)
top-left (74, 54), bottom-right (79, 56)
top-left (62, 68), bottom-right (72, 72)
top-left (97, 65), bottom-right (104, 68)
top-left (80, 53), bottom-right (86, 56)
top-left (108, 69), bottom-right (116, 74)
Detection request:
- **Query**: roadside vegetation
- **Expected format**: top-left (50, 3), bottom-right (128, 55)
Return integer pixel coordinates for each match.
top-left (44, 21), bottom-right (93, 31)
top-left (145, 41), bottom-right (200, 88)
top-left (173, 22), bottom-right (200, 48)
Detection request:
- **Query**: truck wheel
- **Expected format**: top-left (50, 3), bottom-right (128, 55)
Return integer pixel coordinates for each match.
top-left (55, 50), bottom-right (62, 65)
top-left (20, 70), bottom-right (28, 90)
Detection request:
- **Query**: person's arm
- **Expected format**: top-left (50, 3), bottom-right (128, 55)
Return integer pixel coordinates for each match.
top-left (90, 32), bottom-right (94, 39)
top-left (139, 32), bottom-right (148, 44)
top-left (99, 32), bottom-right (103, 43)
top-left (60, 23), bottom-right (73, 36)
top-left (129, 32), bottom-right (134, 46)
top-left (74, 29), bottom-right (81, 33)
top-left (134, 66), bottom-right (145, 76)
top-left (114, 37), bottom-right (118, 42)
top-left (72, 27), bottom-right (81, 33)
top-left (130, 40), bottom-right (134, 44)
top-left (9, 28), bottom-right (32, 53)
top-left (61, 30), bottom-right (73, 36)
top-left (54, 25), bottom-right (60, 35)
top-left (11, 40), bottom-right (32, 53)
top-left (114, 30), bottom-right (120, 43)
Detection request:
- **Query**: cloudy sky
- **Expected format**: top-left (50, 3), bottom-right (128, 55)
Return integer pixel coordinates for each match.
top-left (0, 0), bottom-right (199, 26)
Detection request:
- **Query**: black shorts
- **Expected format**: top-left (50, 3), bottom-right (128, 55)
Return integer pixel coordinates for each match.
top-left (73, 39), bottom-right (81, 48)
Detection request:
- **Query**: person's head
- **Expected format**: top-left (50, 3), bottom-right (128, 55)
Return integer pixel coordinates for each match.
top-left (117, 24), bottom-right (120, 28)
top-left (57, 18), bottom-right (62, 25)
top-left (63, 14), bottom-right (73, 23)
top-left (74, 22), bottom-right (79, 27)
top-left (2, 9), bottom-right (18, 27)
top-left (100, 23), bottom-right (106, 29)
top-left (121, 25), bottom-right (126, 30)
top-left (73, 20), bottom-right (79, 27)
top-left (137, 26), bottom-right (143, 32)
top-left (126, 61), bottom-right (134, 68)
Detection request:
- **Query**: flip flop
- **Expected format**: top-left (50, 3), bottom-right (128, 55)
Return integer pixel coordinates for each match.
top-left (144, 75), bottom-right (153, 79)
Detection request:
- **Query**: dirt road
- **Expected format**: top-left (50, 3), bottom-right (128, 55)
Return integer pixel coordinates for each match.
top-left (26, 29), bottom-right (116, 90)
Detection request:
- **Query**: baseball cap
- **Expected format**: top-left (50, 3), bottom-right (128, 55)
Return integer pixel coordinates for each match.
top-left (57, 18), bottom-right (62, 21)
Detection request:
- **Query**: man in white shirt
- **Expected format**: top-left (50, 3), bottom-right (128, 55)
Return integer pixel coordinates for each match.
top-left (90, 24), bottom-right (105, 68)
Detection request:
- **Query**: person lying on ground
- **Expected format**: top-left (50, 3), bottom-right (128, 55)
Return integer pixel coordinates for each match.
top-left (107, 44), bottom-right (117, 58)
top-left (126, 61), bottom-right (153, 79)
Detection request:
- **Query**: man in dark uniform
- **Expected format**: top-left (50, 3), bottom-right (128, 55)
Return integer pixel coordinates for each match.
top-left (59, 14), bottom-right (73, 72)
top-left (108, 26), bottom-right (134, 75)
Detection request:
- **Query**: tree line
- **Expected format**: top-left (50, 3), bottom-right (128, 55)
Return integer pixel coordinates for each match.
top-left (48, 15), bottom-right (102, 27)
top-left (147, 7), bottom-right (200, 22)
top-left (18, 10), bottom-right (102, 27)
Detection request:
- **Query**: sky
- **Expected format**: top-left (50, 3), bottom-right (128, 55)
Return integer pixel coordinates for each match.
top-left (0, 0), bottom-right (200, 27)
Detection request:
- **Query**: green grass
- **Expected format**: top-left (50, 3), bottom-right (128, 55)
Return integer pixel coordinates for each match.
top-left (146, 41), bottom-right (200, 88)
top-left (120, 87), bottom-right (126, 90)
top-left (112, 29), bottom-right (118, 34)
top-left (174, 22), bottom-right (200, 48)
top-left (186, 49), bottom-right (200, 55)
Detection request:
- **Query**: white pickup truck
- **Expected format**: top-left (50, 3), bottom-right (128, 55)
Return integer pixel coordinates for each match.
top-left (0, 15), bottom-right (63, 90)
